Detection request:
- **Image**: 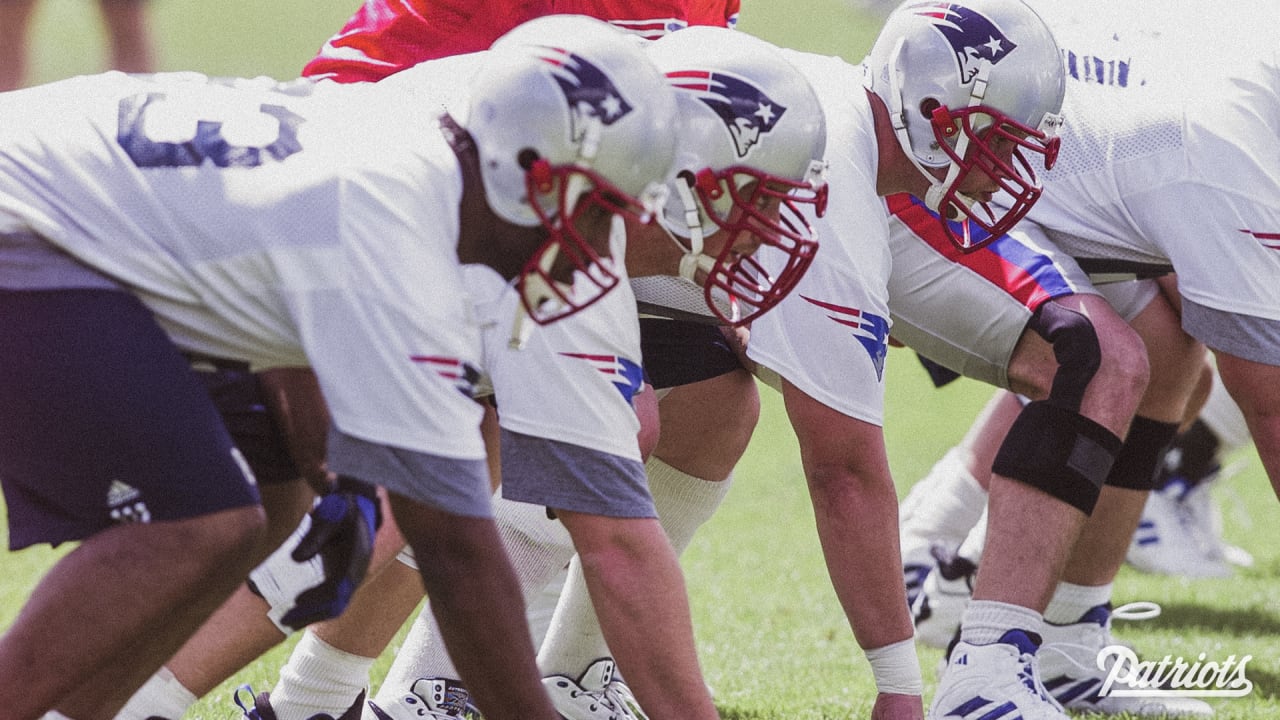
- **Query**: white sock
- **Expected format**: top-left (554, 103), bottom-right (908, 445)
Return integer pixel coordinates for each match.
top-left (41, 713), bottom-right (76, 720)
top-left (900, 447), bottom-right (989, 557)
top-left (114, 666), bottom-right (197, 720)
top-left (1044, 581), bottom-right (1113, 625)
top-left (646, 458), bottom-right (734, 554)
top-left (375, 496), bottom-right (576, 702)
top-left (537, 459), bottom-right (732, 677)
top-left (959, 600), bottom-right (1044, 646)
top-left (956, 505), bottom-right (988, 564)
top-left (271, 632), bottom-right (374, 720)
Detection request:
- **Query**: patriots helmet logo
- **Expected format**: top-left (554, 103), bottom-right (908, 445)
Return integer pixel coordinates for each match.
top-left (912, 2), bottom-right (1018, 84)
top-left (802, 295), bottom-right (890, 381)
top-left (535, 47), bottom-right (634, 144)
top-left (668, 70), bottom-right (786, 158)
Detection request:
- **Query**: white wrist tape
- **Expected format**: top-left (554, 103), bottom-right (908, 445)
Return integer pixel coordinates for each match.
top-left (864, 637), bottom-right (924, 695)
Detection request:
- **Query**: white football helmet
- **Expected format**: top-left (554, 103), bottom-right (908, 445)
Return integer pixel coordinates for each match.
top-left (865, 0), bottom-right (1065, 251)
top-left (467, 15), bottom-right (678, 324)
top-left (645, 27), bottom-right (828, 325)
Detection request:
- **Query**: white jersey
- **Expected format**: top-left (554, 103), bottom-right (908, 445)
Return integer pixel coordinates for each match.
top-left (466, 265), bottom-right (644, 462)
top-left (0, 71), bottom-right (486, 462)
top-left (1017, 1), bottom-right (1280, 323)
top-left (385, 58), bottom-right (647, 462)
top-left (747, 50), bottom-right (893, 426)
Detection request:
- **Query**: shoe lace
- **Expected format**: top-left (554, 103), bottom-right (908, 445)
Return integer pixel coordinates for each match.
top-left (233, 685), bottom-right (272, 720)
top-left (601, 681), bottom-right (648, 720)
top-left (1014, 651), bottom-right (1059, 705)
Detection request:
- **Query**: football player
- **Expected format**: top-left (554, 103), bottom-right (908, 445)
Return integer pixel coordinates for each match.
top-left (0, 17), bottom-right (679, 720)
top-left (902, 2), bottom-right (1280, 717)
top-left (223, 2), bottom-right (1076, 719)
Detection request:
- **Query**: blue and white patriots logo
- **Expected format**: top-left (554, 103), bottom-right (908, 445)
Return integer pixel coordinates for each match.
top-left (802, 295), bottom-right (890, 381)
top-left (410, 355), bottom-right (483, 398)
top-left (561, 352), bottom-right (645, 402)
top-left (667, 69), bottom-right (786, 158)
top-left (534, 47), bottom-right (634, 144)
top-left (911, 2), bottom-right (1018, 84)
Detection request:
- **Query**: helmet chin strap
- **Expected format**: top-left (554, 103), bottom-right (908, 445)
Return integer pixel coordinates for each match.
top-left (667, 176), bottom-right (716, 284)
top-left (881, 38), bottom-right (987, 218)
top-left (510, 118), bottom-right (603, 350)
top-left (509, 242), bottom-right (570, 349)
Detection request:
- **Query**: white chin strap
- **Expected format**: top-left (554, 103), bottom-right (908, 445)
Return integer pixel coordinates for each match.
top-left (509, 243), bottom-right (571, 349)
top-left (669, 177), bottom-right (717, 283)
top-left (882, 38), bottom-right (986, 218)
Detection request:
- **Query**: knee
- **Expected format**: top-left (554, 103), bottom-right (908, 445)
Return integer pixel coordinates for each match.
top-left (184, 504), bottom-right (268, 573)
top-left (1031, 301), bottom-right (1150, 411)
top-left (223, 504), bottom-right (269, 555)
top-left (1094, 323), bottom-right (1150, 405)
top-left (655, 369), bottom-right (759, 476)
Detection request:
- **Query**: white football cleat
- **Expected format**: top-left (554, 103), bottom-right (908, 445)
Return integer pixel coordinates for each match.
top-left (911, 546), bottom-right (977, 649)
top-left (543, 657), bottom-right (647, 720)
top-left (1039, 603), bottom-right (1214, 717)
top-left (928, 629), bottom-right (1067, 720)
top-left (366, 678), bottom-right (476, 720)
top-left (1127, 479), bottom-right (1233, 579)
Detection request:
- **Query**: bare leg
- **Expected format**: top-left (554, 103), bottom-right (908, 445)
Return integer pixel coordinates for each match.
top-left (0, 0), bottom-right (39, 91)
top-left (653, 367), bottom-right (759, 480)
top-left (391, 494), bottom-right (558, 720)
top-left (97, 0), bottom-right (154, 73)
top-left (0, 506), bottom-right (265, 720)
top-left (1215, 351), bottom-right (1280, 500)
top-left (1063, 292), bottom-right (1205, 586)
top-left (535, 369), bottom-right (754, 679)
top-left (977, 294), bottom-right (1150, 611)
top-left (556, 511), bottom-right (718, 720)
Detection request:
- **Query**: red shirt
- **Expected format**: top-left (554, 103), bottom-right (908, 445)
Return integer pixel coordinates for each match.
top-left (302, 0), bottom-right (740, 82)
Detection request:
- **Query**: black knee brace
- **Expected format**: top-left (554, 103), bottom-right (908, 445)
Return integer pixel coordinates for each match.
top-left (1027, 302), bottom-right (1101, 412)
top-left (1105, 416), bottom-right (1180, 491)
top-left (992, 400), bottom-right (1123, 515)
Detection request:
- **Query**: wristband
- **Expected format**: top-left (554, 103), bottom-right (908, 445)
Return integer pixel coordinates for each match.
top-left (864, 637), bottom-right (923, 695)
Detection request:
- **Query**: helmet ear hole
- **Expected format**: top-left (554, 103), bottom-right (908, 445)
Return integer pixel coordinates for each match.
top-left (918, 97), bottom-right (942, 121)
top-left (516, 148), bottom-right (540, 171)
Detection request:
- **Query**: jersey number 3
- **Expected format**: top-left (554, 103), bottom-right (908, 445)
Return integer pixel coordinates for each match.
top-left (117, 91), bottom-right (305, 169)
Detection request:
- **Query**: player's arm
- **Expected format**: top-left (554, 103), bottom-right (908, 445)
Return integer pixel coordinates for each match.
top-left (779, 378), bottom-right (924, 717)
top-left (258, 367), bottom-right (334, 493)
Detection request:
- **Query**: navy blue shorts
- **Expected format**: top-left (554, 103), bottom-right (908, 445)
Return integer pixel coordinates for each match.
top-left (639, 318), bottom-right (744, 390)
top-left (190, 357), bottom-right (301, 486)
top-left (0, 289), bottom-right (262, 550)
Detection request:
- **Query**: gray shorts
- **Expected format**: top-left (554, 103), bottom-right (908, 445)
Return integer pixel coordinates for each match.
top-left (499, 429), bottom-right (656, 518)
top-left (327, 430), bottom-right (493, 518)
top-left (1183, 297), bottom-right (1280, 366)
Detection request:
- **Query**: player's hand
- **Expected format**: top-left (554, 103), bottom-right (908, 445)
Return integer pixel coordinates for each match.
top-left (279, 475), bottom-right (382, 630)
top-left (871, 692), bottom-right (924, 720)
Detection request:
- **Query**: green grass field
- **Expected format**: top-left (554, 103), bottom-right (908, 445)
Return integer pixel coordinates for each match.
top-left (3, 0), bottom-right (1278, 717)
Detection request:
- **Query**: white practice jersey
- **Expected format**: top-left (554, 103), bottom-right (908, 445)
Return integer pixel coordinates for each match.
top-left (386, 58), bottom-right (648, 462)
top-left (0, 71), bottom-right (486, 461)
top-left (1016, 1), bottom-right (1280, 322)
top-left (466, 264), bottom-right (645, 462)
top-left (747, 50), bottom-right (893, 426)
